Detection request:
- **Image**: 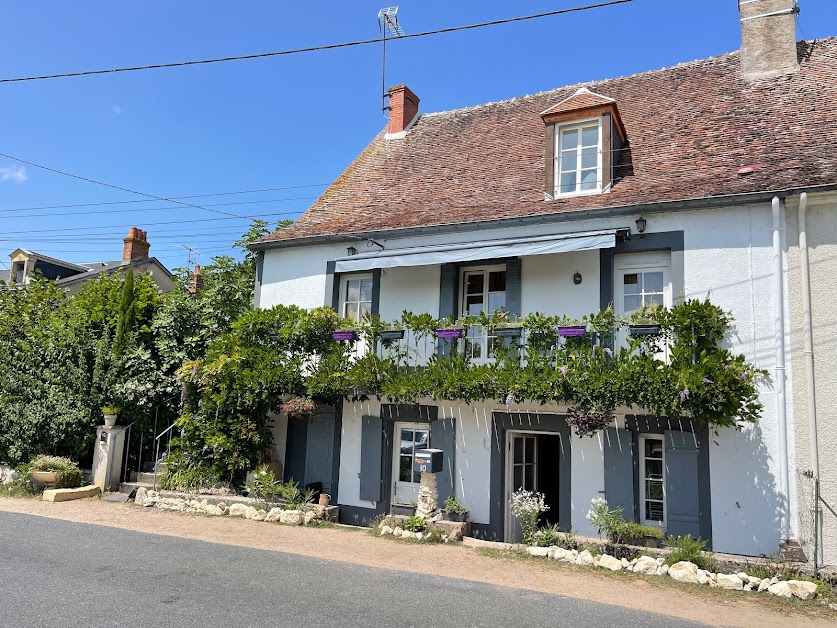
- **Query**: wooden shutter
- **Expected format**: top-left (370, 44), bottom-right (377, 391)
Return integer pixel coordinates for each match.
top-left (664, 430), bottom-right (701, 538)
top-left (603, 427), bottom-right (636, 520)
top-left (544, 122), bottom-right (556, 199)
top-left (505, 258), bottom-right (522, 318)
top-left (438, 263), bottom-right (458, 356)
top-left (430, 417), bottom-right (456, 507)
top-left (359, 415), bottom-right (383, 502)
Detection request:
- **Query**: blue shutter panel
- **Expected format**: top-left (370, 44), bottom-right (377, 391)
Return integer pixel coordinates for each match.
top-left (430, 417), bottom-right (456, 506)
top-left (438, 264), bottom-right (458, 356)
top-left (603, 427), bottom-right (636, 519)
top-left (505, 257), bottom-right (522, 318)
top-left (664, 430), bottom-right (701, 538)
top-left (359, 416), bottom-right (383, 502)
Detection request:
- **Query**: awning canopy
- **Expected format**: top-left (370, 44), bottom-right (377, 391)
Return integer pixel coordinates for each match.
top-left (333, 228), bottom-right (622, 273)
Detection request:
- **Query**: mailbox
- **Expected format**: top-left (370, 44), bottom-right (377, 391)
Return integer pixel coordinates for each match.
top-left (413, 448), bottom-right (443, 474)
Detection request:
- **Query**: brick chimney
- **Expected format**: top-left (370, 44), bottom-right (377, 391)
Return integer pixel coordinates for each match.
top-left (739, 0), bottom-right (800, 82)
top-left (387, 84), bottom-right (420, 135)
top-left (122, 227), bottom-right (150, 262)
top-left (188, 264), bottom-right (204, 294)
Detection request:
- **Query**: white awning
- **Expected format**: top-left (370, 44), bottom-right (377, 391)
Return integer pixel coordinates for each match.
top-left (333, 229), bottom-right (620, 273)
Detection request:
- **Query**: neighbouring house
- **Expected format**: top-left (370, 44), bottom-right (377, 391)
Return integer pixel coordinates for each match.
top-left (0, 227), bottom-right (175, 294)
top-left (251, 1), bottom-right (837, 559)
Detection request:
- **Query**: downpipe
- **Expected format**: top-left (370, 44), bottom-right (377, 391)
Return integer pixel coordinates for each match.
top-left (772, 196), bottom-right (791, 543)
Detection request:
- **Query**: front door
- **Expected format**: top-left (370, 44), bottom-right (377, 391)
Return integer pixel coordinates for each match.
top-left (505, 432), bottom-right (538, 542)
top-left (392, 422), bottom-right (429, 506)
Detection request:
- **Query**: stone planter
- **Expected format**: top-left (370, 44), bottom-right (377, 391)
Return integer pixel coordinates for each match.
top-left (379, 329), bottom-right (405, 341)
top-left (31, 471), bottom-right (59, 487)
top-left (103, 414), bottom-right (118, 427)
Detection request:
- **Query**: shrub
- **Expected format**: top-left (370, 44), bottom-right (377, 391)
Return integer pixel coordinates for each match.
top-left (29, 455), bottom-right (84, 488)
top-left (442, 495), bottom-right (468, 516)
top-left (4, 464), bottom-right (38, 497)
top-left (510, 488), bottom-right (549, 546)
top-left (243, 465), bottom-right (283, 506)
top-left (665, 534), bottom-right (716, 571)
top-left (404, 515), bottom-right (427, 533)
top-left (159, 464), bottom-right (223, 493)
top-left (586, 497), bottom-right (664, 545)
top-left (532, 524), bottom-right (578, 549)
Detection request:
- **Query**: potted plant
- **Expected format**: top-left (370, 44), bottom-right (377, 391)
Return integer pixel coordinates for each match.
top-left (29, 455), bottom-right (84, 489)
top-left (379, 329), bottom-right (405, 341)
top-left (332, 329), bottom-right (358, 341)
top-left (557, 324), bottom-right (587, 337)
top-left (281, 396), bottom-right (317, 421)
top-left (628, 304), bottom-right (661, 336)
top-left (101, 404), bottom-right (120, 427)
top-left (442, 495), bottom-right (469, 522)
top-left (494, 323), bottom-right (523, 338)
top-left (436, 328), bottom-right (464, 339)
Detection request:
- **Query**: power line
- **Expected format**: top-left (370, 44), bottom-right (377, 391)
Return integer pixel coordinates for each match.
top-left (0, 150), bottom-right (248, 219)
top-left (0, 1), bottom-right (634, 84)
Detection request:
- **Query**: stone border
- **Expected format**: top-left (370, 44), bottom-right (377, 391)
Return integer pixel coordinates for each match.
top-left (523, 546), bottom-right (819, 601)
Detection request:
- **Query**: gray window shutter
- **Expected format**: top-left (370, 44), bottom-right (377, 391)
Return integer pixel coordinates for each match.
top-left (438, 264), bottom-right (458, 356)
top-left (603, 427), bottom-right (636, 520)
top-left (665, 430), bottom-right (701, 538)
top-left (505, 257), bottom-right (521, 318)
top-left (430, 417), bottom-right (456, 507)
top-left (359, 416), bottom-right (383, 502)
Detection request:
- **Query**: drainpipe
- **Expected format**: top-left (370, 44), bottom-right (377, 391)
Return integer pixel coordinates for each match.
top-left (772, 196), bottom-right (791, 543)
top-left (797, 192), bottom-right (821, 565)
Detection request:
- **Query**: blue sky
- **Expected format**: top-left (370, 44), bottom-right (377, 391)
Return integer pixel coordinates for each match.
top-left (0, 0), bottom-right (833, 272)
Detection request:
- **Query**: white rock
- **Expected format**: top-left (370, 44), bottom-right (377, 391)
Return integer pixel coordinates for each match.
top-left (392, 527), bottom-right (404, 537)
top-left (770, 576), bottom-right (780, 585)
top-left (597, 554), bottom-right (622, 571)
top-left (402, 531), bottom-right (415, 539)
top-left (716, 573), bottom-right (744, 590)
top-left (252, 509), bottom-right (267, 522)
top-left (379, 525), bottom-right (393, 536)
top-left (747, 576), bottom-right (762, 587)
top-left (525, 547), bottom-right (550, 558)
top-left (244, 506), bottom-right (259, 520)
top-left (696, 569), bottom-right (710, 585)
top-left (621, 558), bottom-right (631, 569)
top-left (768, 581), bottom-right (793, 598)
top-left (632, 556), bottom-right (658, 575)
top-left (266, 508), bottom-right (283, 523)
top-left (656, 557), bottom-right (666, 566)
top-left (736, 572), bottom-right (750, 583)
top-left (786, 580), bottom-right (818, 600)
top-left (203, 504), bottom-right (218, 516)
top-left (171, 503), bottom-right (187, 512)
top-left (744, 583), bottom-right (754, 591)
top-left (228, 503), bottom-right (248, 517)
top-left (279, 510), bottom-right (303, 525)
top-left (657, 564), bottom-right (669, 576)
top-left (216, 502), bottom-right (228, 515)
top-left (758, 579), bottom-right (771, 592)
top-left (668, 561), bottom-right (699, 583)
top-left (303, 510), bottom-right (317, 525)
top-left (548, 547), bottom-right (574, 562)
top-left (134, 487), bottom-right (147, 506)
top-left (630, 558), bottom-right (638, 566)
top-left (415, 532), bottom-right (423, 541)
top-left (576, 550), bottom-right (595, 566)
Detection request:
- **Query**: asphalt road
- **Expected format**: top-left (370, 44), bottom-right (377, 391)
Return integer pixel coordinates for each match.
top-left (0, 512), bottom-right (707, 628)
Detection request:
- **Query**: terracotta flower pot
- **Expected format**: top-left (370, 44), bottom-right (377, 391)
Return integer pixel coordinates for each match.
top-left (31, 471), bottom-right (59, 487)
top-left (318, 493), bottom-right (331, 507)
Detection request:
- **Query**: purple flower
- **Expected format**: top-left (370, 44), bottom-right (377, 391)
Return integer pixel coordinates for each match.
top-left (180, 428), bottom-right (186, 438)
top-left (191, 364), bottom-right (197, 378)
top-left (560, 365), bottom-right (568, 376)
top-left (604, 347), bottom-right (613, 358)
top-left (179, 386), bottom-right (185, 404)
top-left (505, 393), bottom-right (515, 410)
top-left (740, 372), bottom-right (748, 381)
top-left (679, 389), bottom-right (690, 402)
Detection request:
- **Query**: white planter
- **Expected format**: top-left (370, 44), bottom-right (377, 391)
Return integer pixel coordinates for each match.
top-left (103, 414), bottom-right (118, 427)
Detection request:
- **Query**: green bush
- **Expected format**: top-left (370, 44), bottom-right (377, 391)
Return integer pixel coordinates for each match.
top-left (29, 455), bottom-right (84, 488)
top-left (442, 495), bottom-right (468, 516)
top-left (159, 463), bottom-right (223, 493)
top-left (665, 534), bottom-right (716, 571)
top-left (404, 515), bottom-right (427, 532)
top-left (532, 524), bottom-right (577, 549)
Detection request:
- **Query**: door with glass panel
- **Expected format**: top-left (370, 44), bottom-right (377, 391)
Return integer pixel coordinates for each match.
top-left (461, 267), bottom-right (507, 363)
top-left (613, 254), bottom-right (671, 358)
top-left (640, 435), bottom-right (666, 528)
top-left (391, 423), bottom-right (430, 506)
top-left (505, 432), bottom-right (538, 542)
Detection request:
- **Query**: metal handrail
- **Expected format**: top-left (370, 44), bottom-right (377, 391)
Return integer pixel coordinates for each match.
top-left (152, 422), bottom-right (178, 490)
top-left (120, 420), bottom-right (138, 485)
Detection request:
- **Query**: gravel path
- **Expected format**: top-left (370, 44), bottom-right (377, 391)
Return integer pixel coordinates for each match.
top-left (0, 497), bottom-right (830, 627)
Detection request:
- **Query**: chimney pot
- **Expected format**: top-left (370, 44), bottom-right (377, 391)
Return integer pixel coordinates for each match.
top-left (123, 226), bottom-right (151, 262)
top-left (189, 264), bottom-right (204, 294)
top-left (739, 0), bottom-right (800, 82)
top-left (387, 84), bottom-right (420, 135)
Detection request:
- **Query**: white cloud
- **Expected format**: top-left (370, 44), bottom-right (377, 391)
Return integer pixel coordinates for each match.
top-left (0, 164), bottom-right (27, 183)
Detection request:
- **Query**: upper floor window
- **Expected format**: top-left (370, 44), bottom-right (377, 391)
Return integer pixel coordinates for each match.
top-left (554, 120), bottom-right (601, 196)
top-left (460, 266), bottom-right (506, 362)
top-left (340, 274), bottom-right (373, 322)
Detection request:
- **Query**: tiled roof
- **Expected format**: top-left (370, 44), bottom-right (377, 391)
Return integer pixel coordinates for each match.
top-left (259, 39), bottom-right (837, 245)
top-left (540, 88), bottom-right (615, 116)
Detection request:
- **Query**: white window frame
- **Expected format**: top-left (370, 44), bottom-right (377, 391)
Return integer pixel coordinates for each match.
top-left (553, 117), bottom-right (603, 198)
top-left (613, 252), bottom-right (672, 360)
top-left (639, 434), bottom-right (666, 529)
top-left (338, 273), bottom-right (373, 323)
top-left (458, 264), bottom-right (507, 364)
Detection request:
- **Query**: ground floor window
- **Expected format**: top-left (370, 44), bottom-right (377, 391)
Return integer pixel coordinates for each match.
top-left (640, 434), bottom-right (666, 528)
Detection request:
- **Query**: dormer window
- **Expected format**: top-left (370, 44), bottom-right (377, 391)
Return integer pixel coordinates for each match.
top-left (555, 119), bottom-right (601, 196)
top-left (541, 88), bottom-right (627, 200)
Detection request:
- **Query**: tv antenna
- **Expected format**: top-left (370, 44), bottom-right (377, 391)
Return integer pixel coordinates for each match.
top-left (180, 244), bottom-right (200, 268)
top-left (378, 6), bottom-right (405, 115)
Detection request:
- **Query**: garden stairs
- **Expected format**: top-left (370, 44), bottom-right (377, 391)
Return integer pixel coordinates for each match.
top-left (119, 461), bottom-right (166, 494)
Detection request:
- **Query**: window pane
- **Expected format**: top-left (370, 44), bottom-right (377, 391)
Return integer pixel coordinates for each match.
top-left (559, 172), bottom-right (577, 194)
top-left (359, 301), bottom-right (371, 319)
top-left (580, 169), bottom-right (598, 191)
top-left (645, 460), bottom-right (663, 479)
top-left (360, 278), bottom-right (373, 301)
top-left (525, 437), bottom-right (535, 462)
top-left (488, 271), bottom-right (506, 292)
top-left (646, 501), bottom-right (664, 522)
top-left (415, 430), bottom-right (429, 448)
top-left (466, 295), bottom-right (484, 315)
top-left (644, 438), bottom-right (663, 458)
top-left (560, 150), bottom-right (577, 172)
top-left (623, 273), bottom-right (640, 294)
top-left (399, 455), bottom-right (412, 482)
top-left (524, 464), bottom-right (535, 490)
top-left (581, 147), bottom-right (597, 169)
top-left (623, 295), bottom-right (642, 313)
top-left (487, 335), bottom-right (504, 358)
top-left (561, 129), bottom-right (578, 150)
top-left (466, 337), bottom-right (482, 359)
top-left (513, 465), bottom-right (523, 490)
top-left (346, 279), bottom-right (360, 302)
top-left (488, 292), bottom-right (506, 313)
top-left (643, 272), bottom-right (664, 294)
top-left (581, 125), bottom-right (599, 147)
top-left (514, 437), bottom-right (523, 462)
top-left (646, 480), bottom-right (664, 501)
top-left (344, 301), bottom-right (359, 321)
top-left (647, 293), bottom-right (664, 307)
top-left (466, 273), bottom-right (484, 295)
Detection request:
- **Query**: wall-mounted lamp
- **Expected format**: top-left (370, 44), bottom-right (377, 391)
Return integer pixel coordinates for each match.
top-left (635, 216), bottom-right (647, 238)
top-left (346, 246), bottom-right (357, 256)
top-left (573, 271), bottom-right (583, 285)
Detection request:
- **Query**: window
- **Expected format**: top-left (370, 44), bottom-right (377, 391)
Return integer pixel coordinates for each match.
top-left (340, 275), bottom-right (373, 322)
top-left (554, 120), bottom-right (601, 196)
top-left (460, 266), bottom-right (506, 362)
top-left (12, 262), bottom-right (24, 284)
top-left (614, 252), bottom-right (672, 358)
top-left (640, 435), bottom-right (666, 527)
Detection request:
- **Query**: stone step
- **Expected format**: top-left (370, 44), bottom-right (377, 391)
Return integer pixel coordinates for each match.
top-left (142, 461), bottom-right (167, 474)
top-left (134, 471), bottom-right (160, 484)
top-left (119, 481), bottom-right (154, 495)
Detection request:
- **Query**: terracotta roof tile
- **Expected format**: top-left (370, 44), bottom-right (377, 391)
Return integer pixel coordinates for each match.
top-left (260, 39), bottom-right (837, 244)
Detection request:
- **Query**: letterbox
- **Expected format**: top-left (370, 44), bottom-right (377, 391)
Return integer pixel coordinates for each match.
top-left (413, 448), bottom-right (443, 474)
